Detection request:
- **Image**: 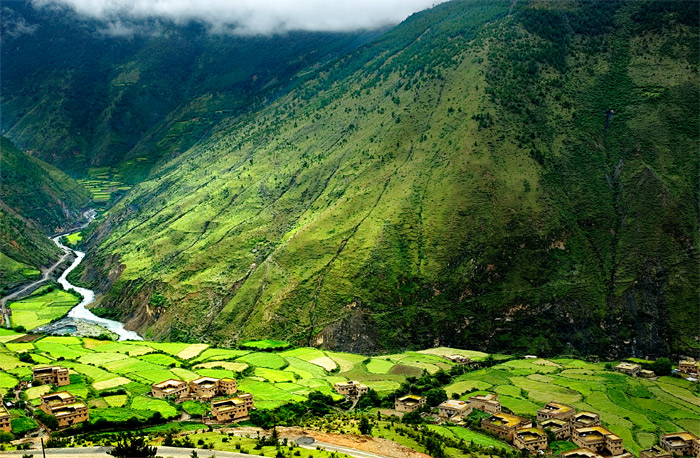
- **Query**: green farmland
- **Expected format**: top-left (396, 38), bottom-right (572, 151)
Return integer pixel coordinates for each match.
top-left (0, 332), bottom-right (697, 455)
top-left (9, 289), bottom-right (80, 330)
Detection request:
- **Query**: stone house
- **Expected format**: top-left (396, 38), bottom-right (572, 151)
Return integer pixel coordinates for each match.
top-left (437, 399), bottom-right (471, 421)
top-left (614, 363), bottom-right (641, 376)
top-left (40, 391), bottom-right (89, 428)
top-left (570, 411), bottom-right (601, 428)
top-left (660, 432), bottom-right (700, 458)
top-left (210, 393), bottom-right (254, 422)
top-left (33, 366), bottom-right (70, 386)
top-left (0, 405), bottom-right (10, 432)
top-left (481, 413), bottom-right (531, 441)
top-left (639, 446), bottom-right (674, 458)
top-left (562, 448), bottom-right (605, 458)
top-left (540, 417), bottom-right (570, 440)
top-left (395, 395), bottom-right (426, 413)
top-left (151, 379), bottom-right (188, 399)
top-left (468, 392), bottom-right (501, 414)
top-left (333, 381), bottom-right (369, 398)
top-left (678, 360), bottom-right (699, 376)
top-left (513, 427), bottom-right (548, 452)
top-left (188, 376), bottom-right (237, 400)
top-left (572, 426), bottom-right (628, 457)
top-left (537, 401), bottom-right (576, 422)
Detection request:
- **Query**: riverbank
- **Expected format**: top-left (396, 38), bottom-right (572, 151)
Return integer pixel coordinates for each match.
top-left (0, 210), bottom-right (142, 341)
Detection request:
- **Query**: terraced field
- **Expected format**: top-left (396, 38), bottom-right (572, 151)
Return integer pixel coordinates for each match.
top-left (0, 332), bottom-right (697, 453)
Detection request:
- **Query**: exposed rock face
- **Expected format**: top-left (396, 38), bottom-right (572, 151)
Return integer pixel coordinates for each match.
top-left (314, 308), bottom-right (380, 355)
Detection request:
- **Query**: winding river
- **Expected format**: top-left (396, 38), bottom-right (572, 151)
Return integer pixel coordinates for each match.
top-left (52, 232), bottom-right (142, 341)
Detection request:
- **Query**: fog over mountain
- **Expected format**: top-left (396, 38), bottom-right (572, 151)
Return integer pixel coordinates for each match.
top-left (31, 0), bottom-right (448, 34)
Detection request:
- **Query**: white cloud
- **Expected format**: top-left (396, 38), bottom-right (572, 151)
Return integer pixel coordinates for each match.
top-left (31, 0), bottom-right (446, 35)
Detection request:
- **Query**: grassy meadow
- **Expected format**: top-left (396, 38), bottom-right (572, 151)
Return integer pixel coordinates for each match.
top-left (0, 331), bottom-right (696, 454)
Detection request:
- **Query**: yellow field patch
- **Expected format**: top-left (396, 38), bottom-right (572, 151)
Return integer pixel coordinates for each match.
top-left (177, 344), bottom-right (209, 360)
top-left (309, 356), bottom-right (336, 371)
top-left (92, 377), bottom-right (131, 390)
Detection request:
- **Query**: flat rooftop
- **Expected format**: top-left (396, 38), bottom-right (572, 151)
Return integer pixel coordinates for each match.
top-left (577, 426), bottom-right (620, 441)
top-left (541, 401), bottom-right (573, 414)
top-left (562, 448), bottom-right (604, 458)
top-left (486, 413), bottom-right (522, 428)
top-left (440, 400), bottom-right (469, 409)
top-left (398, 395), bottom-right (424, 403)
top-left (52, 402), bottom-right (87, 417)
top-left (153, 379), bottom-right (186, 388)
top-left (516, 427), bottom-right (546, 442)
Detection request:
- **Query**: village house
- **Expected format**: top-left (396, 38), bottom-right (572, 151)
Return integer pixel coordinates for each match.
top-left (678, 360), bottom-right (699, 376)
top-left (33, 366), bottom-right (70, 386)
top-left (210, 393), bottom-right (254, 422)
top-left (537, 401), bottom-right (576, 422)
top-left (395, 395), bottom-right (426, 413)
top-left (614, 362), bottom-right (641, 377)
top-left (659, 432), bottom-right (700, 458)
top-left (151, 379), bottom-right (188, 399)
top-left (40, 391), bottom-right (89, 428)
top-left (572, 425), bottom-right (630, 457)
top-left (639, 369), bottom-right (656, 379)
top-left (570, 411), bottom-right (601, 428)
top-left (333, 381), bottom-right (369, 398)
top-left (188, 376), bottom-right (237, 400)
top-left (513, 427), bottom-right (548, 452)
top-left (0, 405), bottom-right (10, 433)
top-left (443, 355), bottom-right (470, 364)
top-left (437, 399), bottom-right (471, 421)
top-left (639, 446), bottom-right (673, 458)
top-left (540, 417), bottom-right (571, 440)
top-left (481, 413), bottom-right (532, 442)
top-left (468, 392), bottom-right (501, 414)
top-left (562, 449), bottom-right (605, 458)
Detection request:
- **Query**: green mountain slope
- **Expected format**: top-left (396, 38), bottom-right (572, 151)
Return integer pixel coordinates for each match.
top-left (0, 137), bottom-right (91, 290)
top-left (0, 3), bottom-right (381, 181)
top-left (81, 0), bottom-right (698, 357)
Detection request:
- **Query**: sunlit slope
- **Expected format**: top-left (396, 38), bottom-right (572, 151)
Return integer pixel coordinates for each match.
top-left (85, 1), bottom-right (698, 356)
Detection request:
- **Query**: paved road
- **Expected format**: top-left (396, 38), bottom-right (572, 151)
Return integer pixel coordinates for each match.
top-left (302, 440), bottom-right (391, 458)
top-left (1, 446), bottom-right (261, 458)
top-left (0, 443), bottom-right (387, 458)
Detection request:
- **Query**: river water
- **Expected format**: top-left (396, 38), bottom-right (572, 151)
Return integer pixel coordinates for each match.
top-left (51, 233), bottom-right (142, 341)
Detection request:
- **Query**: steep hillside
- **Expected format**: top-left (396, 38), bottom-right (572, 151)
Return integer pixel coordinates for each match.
top-left (0, 137), bottom-right (91, 290)
top-left (81, 0), bottom-right (698, 357)
top-left (0, 2), bottom-right (381, 181)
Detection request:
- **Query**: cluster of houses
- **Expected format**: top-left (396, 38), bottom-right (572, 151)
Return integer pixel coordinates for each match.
top-left (151, 376), bottom-right (254, 422)
top-left (31, 366), bottom-right (90, 428)
top-left (614, 358), bottom-right (699, 382)
top-left (334, 378), bottom-right (698, 458)
top-left (614, 363), bottom-right (656, 379)
top-left (22, 366), bottom-right (256, 430)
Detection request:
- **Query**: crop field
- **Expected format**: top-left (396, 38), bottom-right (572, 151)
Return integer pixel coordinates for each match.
top-left (77, 168), bottom-right (132, 206)
top-left (65, 232), bottom-right (82, 247)
top-left (9, 289), bottom-right (80, 330)
top-left (0, 329), bottom-right (695, 455)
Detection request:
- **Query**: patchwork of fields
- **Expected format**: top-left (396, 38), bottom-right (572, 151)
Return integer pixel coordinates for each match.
top-left (0, 330), bottom-right (697, 455)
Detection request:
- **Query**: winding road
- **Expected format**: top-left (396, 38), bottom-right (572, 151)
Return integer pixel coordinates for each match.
top-left (0, 210), bottom-right (142, 340)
